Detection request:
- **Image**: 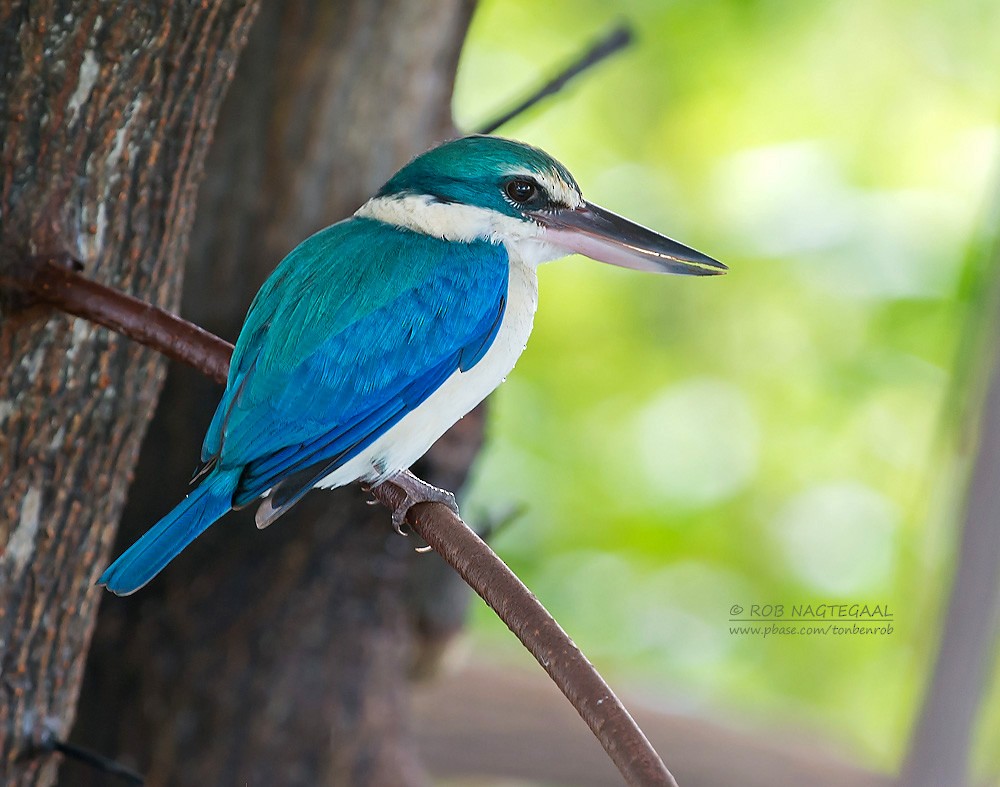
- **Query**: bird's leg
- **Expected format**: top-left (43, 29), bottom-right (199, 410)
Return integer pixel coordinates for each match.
top-left (375, 470), bottom-right (460, 535)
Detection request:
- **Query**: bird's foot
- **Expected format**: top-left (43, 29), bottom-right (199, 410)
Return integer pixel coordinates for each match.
top-left (378, 471), bottom-right (459, 535)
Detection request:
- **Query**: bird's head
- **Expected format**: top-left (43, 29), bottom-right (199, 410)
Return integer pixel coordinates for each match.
top-left (356, 135), bottom-right (725, 275)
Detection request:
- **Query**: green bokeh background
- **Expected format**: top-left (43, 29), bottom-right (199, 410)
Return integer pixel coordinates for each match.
top-left (453, 0), bottom-right (1000, 777)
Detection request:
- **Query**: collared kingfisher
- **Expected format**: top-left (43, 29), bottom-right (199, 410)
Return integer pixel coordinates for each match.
top-left (99, 135), bottom-right (725, 595)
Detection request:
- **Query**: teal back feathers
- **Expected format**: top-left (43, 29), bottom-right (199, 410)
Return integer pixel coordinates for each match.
top-left (202, 217), bottom-right (509, 503)
top-left (102, 216), bottom-right (510, 594)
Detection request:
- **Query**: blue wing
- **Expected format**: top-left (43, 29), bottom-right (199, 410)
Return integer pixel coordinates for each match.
top-left (200, 217), bottom-right (509, 509)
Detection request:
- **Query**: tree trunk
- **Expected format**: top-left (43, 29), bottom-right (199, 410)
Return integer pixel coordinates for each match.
top-left (70, 2), bottom-right (477, 785)
top-left (0, 2), bottom-right (258, 785)
top-left (899, 260), bottom-right (1000, 785)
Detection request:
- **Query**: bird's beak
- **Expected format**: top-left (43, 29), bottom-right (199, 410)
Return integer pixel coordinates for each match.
top-left (528, 201), bottom-right (726, 276)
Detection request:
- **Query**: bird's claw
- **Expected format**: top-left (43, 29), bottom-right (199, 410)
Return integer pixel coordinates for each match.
top-left (381, 473), bottom-right (459, 535)
top-left (391, 508), bottom-right (410, 536)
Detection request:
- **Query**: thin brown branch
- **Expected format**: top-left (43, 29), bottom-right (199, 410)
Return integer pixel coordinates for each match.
top-left (4, 260), bottom-right (678, 787)
top-left (475, 23), bottom-right (634, 135)
top-left (3, 255), bottom-right (231, 384)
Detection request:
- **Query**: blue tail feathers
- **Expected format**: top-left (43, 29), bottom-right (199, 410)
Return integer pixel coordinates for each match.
top-left (98, 467), bottom-right (241, 595)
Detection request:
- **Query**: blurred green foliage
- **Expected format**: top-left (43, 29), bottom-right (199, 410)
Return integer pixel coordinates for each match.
top-left (454, 0), bottom-right (1000, 776)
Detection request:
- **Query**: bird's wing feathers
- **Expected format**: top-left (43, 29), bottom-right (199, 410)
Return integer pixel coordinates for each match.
top-left (200, 217), bottom-right (509, 505)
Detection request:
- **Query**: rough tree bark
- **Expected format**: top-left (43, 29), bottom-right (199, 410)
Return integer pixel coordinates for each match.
top-left (70, 2), bottom-right (477, 785)
top-left (0, 2), bottom-right (258, 785)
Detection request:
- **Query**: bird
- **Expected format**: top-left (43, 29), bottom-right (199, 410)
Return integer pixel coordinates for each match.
top-left (98, 134), bottom-right (725, 595)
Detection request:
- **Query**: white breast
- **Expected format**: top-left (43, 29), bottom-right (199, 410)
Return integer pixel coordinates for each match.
top-left (314, 256), bottom-right (539, 490)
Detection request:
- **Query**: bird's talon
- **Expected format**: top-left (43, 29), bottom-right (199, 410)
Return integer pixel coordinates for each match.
top-left (391, 512), bottom-right (411, 536)
top-left (381, 472), bottom-right (460, 536)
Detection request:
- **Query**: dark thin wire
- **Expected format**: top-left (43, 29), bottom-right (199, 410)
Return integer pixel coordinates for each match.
top-left (49, 739), bottom-right (145, 785)
top-left (476, 23), bottom-right (634, 135)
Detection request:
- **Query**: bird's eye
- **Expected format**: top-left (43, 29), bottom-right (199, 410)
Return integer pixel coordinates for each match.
top-left (505, 179), bottom-right (538, 205)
